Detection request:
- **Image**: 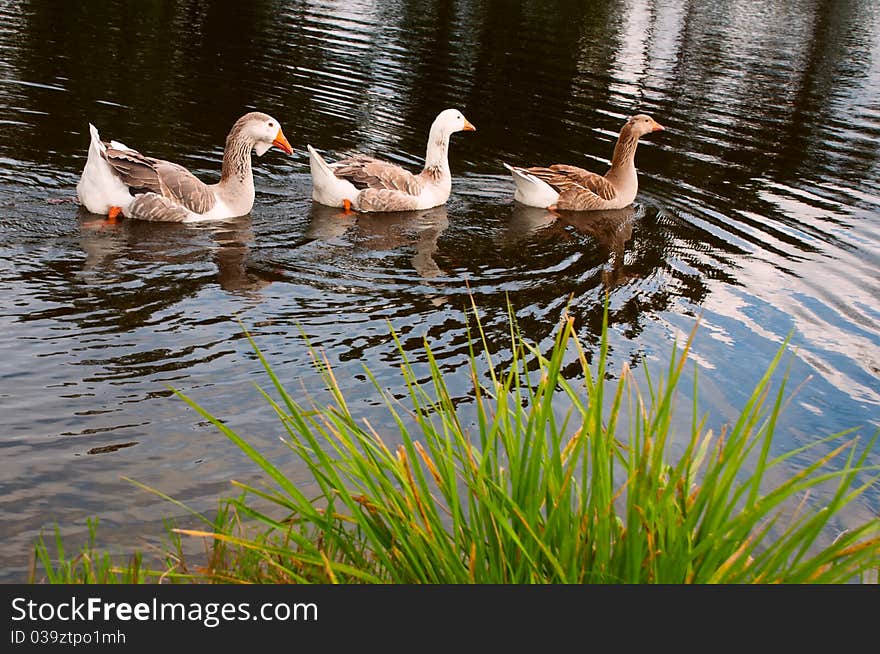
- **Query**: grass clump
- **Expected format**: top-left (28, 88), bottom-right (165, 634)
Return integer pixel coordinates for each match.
top-left (34, 302), bottom-right (880, 583)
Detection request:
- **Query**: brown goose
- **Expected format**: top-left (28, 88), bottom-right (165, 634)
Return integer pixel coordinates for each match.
top-left (307, 108), bottom-right (475, 212)
top-left (503, 114), bottom-right (664, 211)
top-left (76, 112), bottom-right (293, 222)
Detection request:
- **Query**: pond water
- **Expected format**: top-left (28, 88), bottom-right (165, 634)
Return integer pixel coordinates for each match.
top-left (1, 0), bottom-right (878, 581)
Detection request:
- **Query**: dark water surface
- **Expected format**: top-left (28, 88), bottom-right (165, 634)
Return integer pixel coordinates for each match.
top-left (1, 0), bottom-right (878, 581)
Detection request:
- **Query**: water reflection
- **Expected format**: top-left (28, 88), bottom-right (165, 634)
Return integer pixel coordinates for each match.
top-left (307, 203), bottom-right (450, 279)
top-left (303, 204), bottom-right (358, 242)
top-left (499, 205), bottom-right (558, 244)
top-left (558, 207), bottom-right (636, 289)
top-left (211, 219), bottom-right (275, 295)
top-left (14, 210), bottom-right (270, 356)
top-left (77, 212), bottom-right (272, 296)
top-left (500, 204), bottom-right (637, 290)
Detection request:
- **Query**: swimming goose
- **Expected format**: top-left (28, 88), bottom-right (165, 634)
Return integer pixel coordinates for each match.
top-left (503, 114), bottom-right (664, 211)
top-left (307, 108), bottom-right (475, 213)
top-left (76, 112), bottom-right (293, 222)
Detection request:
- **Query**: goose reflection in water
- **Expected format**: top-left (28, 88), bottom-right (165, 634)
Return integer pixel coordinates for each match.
top-left (306, 203), bottom-right (450, 279)
top-left (557, 206), bottom-right (637, 289)
top-left (502, 204), bottom-right (637, 289)
top-left (77, 210), bottom-right (273, 296)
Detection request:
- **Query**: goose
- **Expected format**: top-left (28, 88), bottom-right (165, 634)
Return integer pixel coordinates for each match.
top-left (307, 108), bottom-right (475, 213)
top-left (503, 114), bottom-right (664, 211)
top-left (76, 112), bottom-right (293, 223)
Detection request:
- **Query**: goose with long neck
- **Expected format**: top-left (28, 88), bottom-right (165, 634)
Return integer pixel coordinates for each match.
top-left (503, 114), bottom-right (664, 211)
top-left (76, 112), bottom-right (293, 223)
top-left (307, 108), bottom-right (476, 213)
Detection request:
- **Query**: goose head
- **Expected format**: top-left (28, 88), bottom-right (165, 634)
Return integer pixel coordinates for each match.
top-left (232, 112), bottom-right (294, 156)
top-left (432, 108), bottom-right (477, 138)
top-left (625, 114), bottom-right (665, 138)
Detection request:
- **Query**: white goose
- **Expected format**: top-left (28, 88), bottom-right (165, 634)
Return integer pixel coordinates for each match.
top-left (76, 112), bottom-right (293, 223)
top-left (307, 108), bottom-right (475, 213)
top-left (504, 114), bottom-right (664, 211)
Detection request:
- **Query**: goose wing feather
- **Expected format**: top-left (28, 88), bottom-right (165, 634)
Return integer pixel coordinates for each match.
top-left (524, 164), bottom-right (618, 202)
top-left (103, 148), bottom-right (216, 214)
top-left (333, 155), bottom-right (424, 197)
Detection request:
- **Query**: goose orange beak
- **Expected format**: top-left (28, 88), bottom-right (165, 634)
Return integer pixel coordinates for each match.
top-left (462, 118), bottom-right (476, 132)
top-left (651, 120), bottom-right (665, 132)
top-left (272, 129), bottom-right (294, 154)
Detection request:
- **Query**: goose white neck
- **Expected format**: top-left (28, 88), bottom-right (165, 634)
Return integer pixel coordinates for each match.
top-left (423, 123), bottom-right (451, 174)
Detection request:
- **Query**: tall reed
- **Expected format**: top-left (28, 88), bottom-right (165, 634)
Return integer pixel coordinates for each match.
top-left (34, 301), bottom-right (880, 583)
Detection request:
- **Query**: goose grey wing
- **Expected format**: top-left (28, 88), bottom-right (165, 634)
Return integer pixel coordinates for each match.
top-left (356, 188), bottom-right (422, 212)
top-left (152, 161), bottom-right (216, 214)
top-left (103, 149), bottom-right (215, 214)
top-left (103, 148), bottom-right (163, 194)
top-left (126, 192), bottom-right (193, 222)
top-left (333, 155), bottom-right (424, 196)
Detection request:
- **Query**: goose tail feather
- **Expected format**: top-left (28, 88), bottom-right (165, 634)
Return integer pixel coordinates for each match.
top-left (503, 163), bottom-right (559, 208)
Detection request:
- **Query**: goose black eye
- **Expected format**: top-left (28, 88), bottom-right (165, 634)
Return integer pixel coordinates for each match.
top-left (268, 122), bottom-right (275, 128)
